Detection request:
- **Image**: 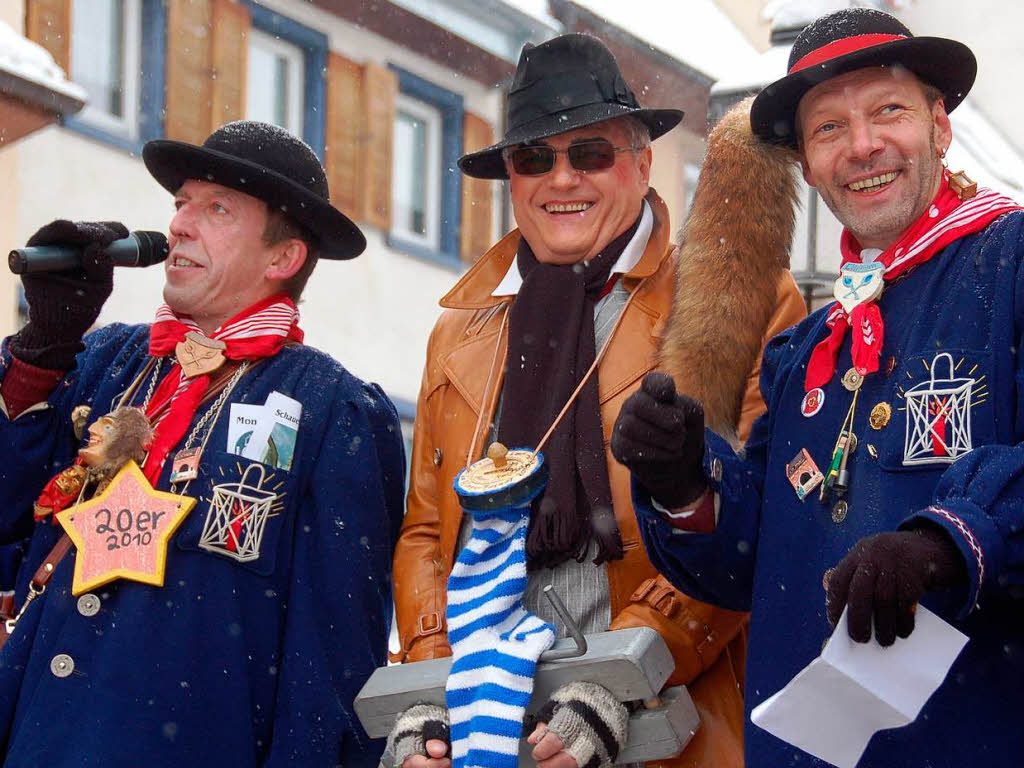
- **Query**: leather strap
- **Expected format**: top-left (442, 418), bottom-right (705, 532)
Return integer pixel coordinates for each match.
top-left (31, 533), bottom-right (73, 590)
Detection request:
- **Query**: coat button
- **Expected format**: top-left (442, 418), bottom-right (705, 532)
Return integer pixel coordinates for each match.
top-left (433, 448), bottom-right (443, 467)
top-left (50, 653), bottom-right (74, 678)
top-left (711, 458), bottom-right (723, 484)
top-left (77, 593), bottom-right (100, 617)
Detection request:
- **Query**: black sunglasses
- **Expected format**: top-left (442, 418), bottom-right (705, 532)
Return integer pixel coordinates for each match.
top-left (507, 141), bottom-right (638, 176)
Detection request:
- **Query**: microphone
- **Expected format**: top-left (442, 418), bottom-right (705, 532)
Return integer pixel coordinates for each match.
top-left (8, 231), bottom-right (169, 275)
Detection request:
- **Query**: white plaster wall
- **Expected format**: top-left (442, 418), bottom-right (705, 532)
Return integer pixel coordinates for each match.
top-left (0, 0), bottom-right (25, 338)
top-left (7, 2), bottom-right (513, 406)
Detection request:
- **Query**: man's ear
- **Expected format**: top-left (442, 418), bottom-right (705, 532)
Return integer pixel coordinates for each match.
top-left (265, 239), bottom-right (308, 282)
top-left (932, 99), bottom-right (953, 157)
top-left (637, 145), bottom-right (653, 187)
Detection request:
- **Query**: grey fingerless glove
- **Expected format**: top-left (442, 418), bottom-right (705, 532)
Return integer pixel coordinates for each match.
top-left (536, 681), bottom-right (628, 768)
top-left (387, 703), bottom-right (450, 767)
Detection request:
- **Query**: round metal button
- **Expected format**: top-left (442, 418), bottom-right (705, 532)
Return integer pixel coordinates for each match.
top-left (869, 402), bottom-right (892, 430)
top-left (711, 458), bottom-right (723, 484)
top-left (831, 500), bottom-right (849, 524)
top-left (77, 593), bottom-right (100, 617)
top-left (841, 368), bottom-right (864, 392)
top-left (50, 653), bottom-right (74, 678)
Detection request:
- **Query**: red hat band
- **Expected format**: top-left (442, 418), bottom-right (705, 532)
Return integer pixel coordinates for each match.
top-left (789, 33), bottom-right (908, 75)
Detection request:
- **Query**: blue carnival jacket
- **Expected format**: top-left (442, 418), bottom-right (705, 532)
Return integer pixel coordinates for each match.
top-left (0, 324), bottom-right (405, 768)
top-left (636, 211), bottom-right (1024, 767)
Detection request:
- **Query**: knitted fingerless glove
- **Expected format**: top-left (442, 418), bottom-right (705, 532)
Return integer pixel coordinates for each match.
top-left (387, 703), bottom-right (450, 767)
top-left (534, 681), bottom-right (628, 768)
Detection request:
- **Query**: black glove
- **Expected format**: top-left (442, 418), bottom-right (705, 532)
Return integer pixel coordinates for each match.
top-left (826, 526), bottom-right (967, 646)
top-left (11, 220), bottom-right (125, 369)
top-left (611, 372), bottom-right (707, 509)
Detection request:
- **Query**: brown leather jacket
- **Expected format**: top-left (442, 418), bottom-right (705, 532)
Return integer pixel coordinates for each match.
top-left (393, 191), bottom-right (806, 768)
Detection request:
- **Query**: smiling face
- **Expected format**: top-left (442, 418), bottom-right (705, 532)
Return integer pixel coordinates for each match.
top-left (797, 66), bottom-right (952, 250)
top-left (506, 119), bottom-right (652, 265)
top-left (164, 180), bottom-right (307, 333)
top-left (79, 416), bottom-right (116, 468)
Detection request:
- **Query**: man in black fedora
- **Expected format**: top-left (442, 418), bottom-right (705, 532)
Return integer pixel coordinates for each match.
top-left (389, 34), bottom-right (804, 768)
top-left (0, 120), bottom-right (405, 766)
top-left (615, 7), bottom-right (1024, 766)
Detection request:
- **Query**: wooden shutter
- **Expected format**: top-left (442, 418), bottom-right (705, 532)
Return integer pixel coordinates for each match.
top-left (165, 0), bottom-right (213, 144)
top-left (209, 0), bottom-right (250, 128)
top-left (360, 62), bottom-right (397, 231)
top-left (25, 0), bottom-right (71, 73)
top-left (325, 53), bottom-right (365, 221)
top-left (460, 112), bottom-right (495, 262)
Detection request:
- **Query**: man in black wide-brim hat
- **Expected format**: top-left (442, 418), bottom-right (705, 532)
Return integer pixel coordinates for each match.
top-left (389, 33), bottom-right (805, 768)
top-left (0, 121), bottom-right (405, 766)
top-left (616, 7), bottom-right (1024, 767)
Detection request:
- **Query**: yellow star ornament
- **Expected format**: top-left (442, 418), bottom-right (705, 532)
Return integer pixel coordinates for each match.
top-left (56, 460), bottom-right (196, 595)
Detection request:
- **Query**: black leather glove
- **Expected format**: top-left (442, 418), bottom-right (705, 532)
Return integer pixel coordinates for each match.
top-left (11, 220), bottom-right (125, 369)
top-left (611, 372), bottom-right (707, 508)
top-left (826, 526), bottom-right (967, 646)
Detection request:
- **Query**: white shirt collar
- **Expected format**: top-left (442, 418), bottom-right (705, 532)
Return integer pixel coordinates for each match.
top-left (492, 200), bottom-right (654, 297)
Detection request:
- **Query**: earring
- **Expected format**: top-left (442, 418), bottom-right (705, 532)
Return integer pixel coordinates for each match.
top-left (937, 146), bottom-right (949, 168)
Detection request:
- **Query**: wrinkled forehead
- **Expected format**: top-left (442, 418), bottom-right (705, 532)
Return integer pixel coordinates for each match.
top-left (797, 65), bottom-right (928, 122)
top-left (174, 178), bottom-right (267, 211)
top-left (522, 118), bottom-right (629, 148)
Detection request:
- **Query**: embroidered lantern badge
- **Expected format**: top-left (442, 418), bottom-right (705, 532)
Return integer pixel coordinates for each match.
top-left (902, 352), bottom-right (978, 465)
top-left (199, 463), bottom-right (282, 562)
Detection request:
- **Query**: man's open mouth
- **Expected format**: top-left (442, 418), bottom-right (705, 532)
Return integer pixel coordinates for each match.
top-left (847, 171), bottom-right (899, 193)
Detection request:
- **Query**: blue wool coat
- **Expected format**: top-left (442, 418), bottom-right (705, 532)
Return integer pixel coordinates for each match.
top-left (637, 211), bottom-right (1024, 767)
top-left (0, 324), bottom-right (405, 767)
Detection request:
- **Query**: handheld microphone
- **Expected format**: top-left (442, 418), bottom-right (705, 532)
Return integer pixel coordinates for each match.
top-left (8, 231), bottom-right (169, 275)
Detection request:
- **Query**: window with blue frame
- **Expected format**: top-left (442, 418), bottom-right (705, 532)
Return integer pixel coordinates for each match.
top-left (388, 66), bottom-right (463, 268)
top-left (67, 0), bottom-right (165, 152)
top-left (241, 1), bottom-right (326, 159)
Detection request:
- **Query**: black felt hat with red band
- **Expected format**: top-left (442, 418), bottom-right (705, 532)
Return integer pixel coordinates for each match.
top-left (750, 8), bottom-right (976, 148)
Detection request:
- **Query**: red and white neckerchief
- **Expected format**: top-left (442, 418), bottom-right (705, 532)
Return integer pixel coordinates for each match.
top-left (142, 293), bottom-right (304, 483)
top-left (805, 174), bottom-right (1021, 392)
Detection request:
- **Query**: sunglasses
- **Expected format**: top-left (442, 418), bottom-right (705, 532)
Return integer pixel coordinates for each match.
top-left (507, 141), bottom-right (638, 176)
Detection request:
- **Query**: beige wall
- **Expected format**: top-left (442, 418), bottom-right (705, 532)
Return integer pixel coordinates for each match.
top-left (0, 0), bottom-right (26, 338)
top-left (714, 0), bottom-right (770, 52)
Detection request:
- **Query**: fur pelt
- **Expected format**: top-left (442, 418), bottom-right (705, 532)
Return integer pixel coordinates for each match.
top-left (660, 97), bottom-right (800, 445)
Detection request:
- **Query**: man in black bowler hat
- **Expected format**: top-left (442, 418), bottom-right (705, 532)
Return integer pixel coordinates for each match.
top-left (0, 121), bottom-right (405, 766)
top-left (615, 7), bottom-right (1024, 766)
top-left (389, 34), bottom-right (805, 768)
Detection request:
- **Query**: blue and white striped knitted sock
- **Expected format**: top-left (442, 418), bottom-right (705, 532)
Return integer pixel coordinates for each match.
top-left (445, 508), bottom-right (556, 768)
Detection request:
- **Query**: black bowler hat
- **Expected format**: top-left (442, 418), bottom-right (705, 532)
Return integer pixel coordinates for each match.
top-left (143, 121), bottom-right (365, 260)
top-left (751, 7), bottom-right (976, 147)
top-left (459, 34), bottom-right (684, 180)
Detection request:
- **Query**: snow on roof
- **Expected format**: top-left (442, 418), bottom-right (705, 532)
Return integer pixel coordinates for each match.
top-left (0, 20), bottom-right (86, 107)
top-left (501, 0), bottom-right (761, 82)
top-left (710, 42), bottom-right (790, 96)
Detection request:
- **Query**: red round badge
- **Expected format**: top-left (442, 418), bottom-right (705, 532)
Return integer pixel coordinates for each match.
top-left (801, 388), bottom-right (825, 418)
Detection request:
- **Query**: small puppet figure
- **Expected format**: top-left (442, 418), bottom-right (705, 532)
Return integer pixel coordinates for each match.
top-left (34, 407), bottom-right (153, 520)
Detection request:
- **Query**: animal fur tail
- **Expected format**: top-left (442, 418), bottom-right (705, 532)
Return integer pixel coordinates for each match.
top-left (661, 97), bottom-right (800, 445)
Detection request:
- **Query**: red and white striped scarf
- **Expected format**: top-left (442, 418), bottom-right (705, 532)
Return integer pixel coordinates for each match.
top-left (142, 294), bottom-right (304, 483)
top-left (805, 175), bottom-right (1021, 391)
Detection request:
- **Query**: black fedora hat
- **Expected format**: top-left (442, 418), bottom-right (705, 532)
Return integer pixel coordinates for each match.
top-left (143, 121), bottom-right (365, 260)
top-left (750, 7), bottom-right (976, 148)
top-left (459, 34), bottom-right (684, 180)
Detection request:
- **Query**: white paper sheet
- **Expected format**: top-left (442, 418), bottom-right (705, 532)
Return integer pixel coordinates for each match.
top-left (750, 606), bottom-right (968, 768)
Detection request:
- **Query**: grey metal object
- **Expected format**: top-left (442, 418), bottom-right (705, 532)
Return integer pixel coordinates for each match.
top-left (538, 584), bottom-right (587, 662)
top-left (375, 683), bottom-right (698, 768)
top-left (356, 626), bottom-right (677, 739)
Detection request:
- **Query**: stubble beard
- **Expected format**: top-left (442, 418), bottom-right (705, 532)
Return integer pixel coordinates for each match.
top-left (822, 128), bottom-right (943, 250)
